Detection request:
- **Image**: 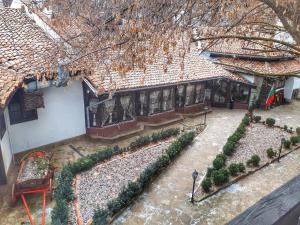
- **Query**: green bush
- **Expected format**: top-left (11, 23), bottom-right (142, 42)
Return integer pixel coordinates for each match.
top-left (296, 127), bottom-right (300, 136)
top-left (206, 167), bottom-right (215, 178)
top-left (216, 153), bottom-right (227, 162)
top-left (213, 157), bottom-right (225, 170)
top-left (284, 125), bottom-right (288, 131)
top-left (237, 163), bottom-right (246, 173)
top-left (129, 135), bottom-right (151, 150)
top-left (247, 155), bottom-right (260, 167)
top-left (290, 136), bottom-right (300, 145)
top-left (223, 141), bottom-right (235, 156)
top-left (266, 118), bottom-right (276, 127)
top-left (242, 115), bottom-right (250, 126)
top-left (227, 133), bottom-right (241, 144)
top-left (201, 178), bottom-right (212, 193)
top-left (284, 140), bottom-right (291, 149)
top-left (151, 128), bottom-right (180, 142)
top-left (266, 148), bottom-right (276, 158)
top-left (212, 169), bottom-right (229, 186)
top-left (92, 209), bottom-right (109, 225)
top-left (228, 163), bottom-right (239, 176)
top-left (254, 116), bottom-right (261, 123)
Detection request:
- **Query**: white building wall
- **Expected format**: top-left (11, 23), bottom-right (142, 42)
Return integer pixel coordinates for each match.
top-left (0, 132), bottom-right (12, 173)
top-left (5, 80), bottom-right (86, 154)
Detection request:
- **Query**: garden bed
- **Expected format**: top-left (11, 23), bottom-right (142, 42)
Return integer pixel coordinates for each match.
top-left (51, 128), bottom-right (197, 225)
top-left (227, 123), bottom-right (291, 166)
top-left (75, 140), bottom-right (173, 225)
top-left (195, 115), bottom-right (300, 202)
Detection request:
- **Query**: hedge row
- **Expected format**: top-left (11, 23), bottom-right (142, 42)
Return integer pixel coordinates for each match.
top-left (52, 127), bottom-right (180, 225)
top-left (129, 128), bottom-right (180, 150)
top-left (93, 131), bottom-right (196, 224)
top-left (201, 114), bottom-right (250, 193)
top-left (223, 114), bottom-right (250, 156)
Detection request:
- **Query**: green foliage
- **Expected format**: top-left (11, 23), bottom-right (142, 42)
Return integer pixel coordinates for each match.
top-left (212, 169), bottom-right (229, 186)
top-left (296, 127), bottom-right (300, 136)
top-left (151, 128), bottom-right (180, 142)
top-left (51, 166), bottom-right (75, 225)
top-left (254, 116), bottom-right (261, 123)
top-left (223, 141), bottom-right (235, 156)
top-left (213, 157), bottom-right (225, 170)
top-left (216, 153), bottom-right (227, 162)
top-left (92, 209), bottom-right (109, 225)
top-left (242, 115), bottom-right (250, 126)
top-left (247, 155), bottom-right (260, 167)
top-left (284, 140), bottom-right (291, 149)
top-left (290, 136), bottom-right (300, 145)
top-left (201, 178), bottom-right (212, 193)
top-left (266, 118), bottom-right (276, 127)
top-left (284, 125), bottom-right (288, 131)
top-left (228, 163), bottom-right (239, 176)
top-left (129, 135), bottom-right (151, 150)
top-left (206, 167), bottom-right (215, 178)
top-left (237, 163), bottom-right (246, 173)
top-left (266, 148), bottom-right (276, 158)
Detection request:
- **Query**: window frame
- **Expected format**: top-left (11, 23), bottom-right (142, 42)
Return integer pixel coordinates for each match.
top-left (8, 90), bottom-right (38, 125)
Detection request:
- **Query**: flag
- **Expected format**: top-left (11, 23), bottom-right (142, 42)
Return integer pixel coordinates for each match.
top-left (265, 86), bottom-right (276, 108)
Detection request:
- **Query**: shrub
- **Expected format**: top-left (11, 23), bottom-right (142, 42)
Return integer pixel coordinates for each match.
top-left (242, 115), bottom-right (250, 126)
top-left (254, 116), bottom-right (261, 123)
top-left (216, 153), bottom-right (227, 162)
top-left (206, 167), bottom-right (215, 178)
top-left (212, 169), bottom-right (229, 186)
top-left (237, 163), bottom-right (246, 173)
top-left (247, 155), bottom-right (260, 167)
top-left (296, 127), bottom-right (300, 136)
top-left (284, 140), bottom-right (291, 149)
top-left (213, 157), bottom-right (225, 170)
top-left (284, 125), bottom-right (288, 131)
top-left (223, 141), bottom-right (235, 156)
top-left (228, 163), bottom-right (239, 176)
top-left (92, 209), bottom-right (109, 225)
top-left (266, 118), bottom-right (276, 127)
top-left (288, 127), bottom-right (293, 133)
top-left (266, 148), bottom-right (276, 158)
top-left (201, 178), bottom-right (212, 193)
top-left (129, 135), bottom-right (151, 150)
top-left (290, 136), bottom-right (300, 145)
top-left (151, 128), bottom-right (180, 142)
top-left (227, 133), bottom-right (241, 144)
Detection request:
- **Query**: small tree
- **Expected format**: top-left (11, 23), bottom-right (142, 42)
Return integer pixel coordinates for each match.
top-left (228, 163), bottom-right (239, 176)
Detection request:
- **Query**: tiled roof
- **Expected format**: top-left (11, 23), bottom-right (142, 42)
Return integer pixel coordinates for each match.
top-left (0, 8), bottom-right (58, 107)
top-left (216, 58), bottom-right (300, 76)
top-left (200, 38), bottom-right (288, 58)
top-left (87, 44), bottom-right (249, 93)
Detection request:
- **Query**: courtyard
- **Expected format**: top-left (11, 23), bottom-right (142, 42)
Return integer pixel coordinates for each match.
top-left (0, 101), bottom-right (300, 225)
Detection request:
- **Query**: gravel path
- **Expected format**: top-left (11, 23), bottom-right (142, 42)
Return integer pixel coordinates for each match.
top-left (227, 123), bottom-right (291, 165)
top-left (76, 140), bottom-right (173, 224)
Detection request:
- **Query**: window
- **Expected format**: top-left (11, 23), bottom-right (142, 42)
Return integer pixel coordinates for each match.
top-left (231, 83), bottom-right (249, 103)
top-left (8, 90), bottom-right (38, 125)
top-left (0, 113), bottom-right (6, 139)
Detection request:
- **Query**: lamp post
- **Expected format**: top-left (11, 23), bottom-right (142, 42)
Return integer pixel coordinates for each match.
top-left (278, 137), bottom-right (285, 162)
top-left (191, 169), bottom-right (198, 204)
top-left (203, 106), bottom-right (209, 126)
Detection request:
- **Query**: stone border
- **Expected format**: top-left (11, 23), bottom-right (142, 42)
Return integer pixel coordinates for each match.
top-left (195, 143), bottom-right (300, 203)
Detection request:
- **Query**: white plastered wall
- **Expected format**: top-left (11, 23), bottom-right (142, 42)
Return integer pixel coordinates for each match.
top-left (4, 80), bottom-right (86, 154)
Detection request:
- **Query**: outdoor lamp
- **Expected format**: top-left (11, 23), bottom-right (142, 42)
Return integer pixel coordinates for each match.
top-left (203, 106), bottom-right (209, 125)
top-left (191, 169), bottom-right (198, 204)
top-left (279, 137), bottom-right (286, 162)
